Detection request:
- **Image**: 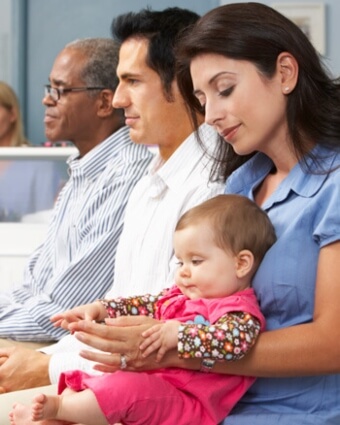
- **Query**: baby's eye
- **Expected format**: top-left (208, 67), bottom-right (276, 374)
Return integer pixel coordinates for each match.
top-left (175, 260), bottom-right (183, 267)
top-left (192, 259), bottom-right (203, 266)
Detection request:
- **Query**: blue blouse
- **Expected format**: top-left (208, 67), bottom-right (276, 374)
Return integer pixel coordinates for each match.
top-left (222, 145), bottom-right (340, 424)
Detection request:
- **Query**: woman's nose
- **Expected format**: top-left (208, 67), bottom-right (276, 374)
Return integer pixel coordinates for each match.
top-left (204, 100), bottom-right (223, 127)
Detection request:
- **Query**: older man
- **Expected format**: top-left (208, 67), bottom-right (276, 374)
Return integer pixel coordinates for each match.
top-left (0, 37), bottom-right (153, 379)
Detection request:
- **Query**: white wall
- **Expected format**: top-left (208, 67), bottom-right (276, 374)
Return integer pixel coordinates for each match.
top-left (0, 0), bottom-right (11, 82)
top-left (0, 223), bottom-right (48, 290)
top-left (2, 0), bottom-right (339, 145)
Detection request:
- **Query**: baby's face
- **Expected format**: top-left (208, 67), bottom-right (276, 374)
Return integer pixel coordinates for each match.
top-left (174, 224), bottom-right (241, 300)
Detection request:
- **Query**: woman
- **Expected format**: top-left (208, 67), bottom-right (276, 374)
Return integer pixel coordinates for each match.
top-left (0, 81), bottom-right (61, 220)
top-left (0, 81), bottom-right (29, 147)
top-left (51, 3), bottom-right (340, 424)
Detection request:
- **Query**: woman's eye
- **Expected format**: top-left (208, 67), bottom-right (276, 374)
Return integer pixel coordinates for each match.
top-left (219, 86), bottom-right (234, 97)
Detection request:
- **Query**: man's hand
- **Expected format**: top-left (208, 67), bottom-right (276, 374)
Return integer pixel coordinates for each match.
top-left (0, 346), bottom-right (51, 393)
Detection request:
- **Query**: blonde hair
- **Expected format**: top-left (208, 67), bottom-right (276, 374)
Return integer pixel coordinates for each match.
top-left (0, 81), bottom-right (29, 146)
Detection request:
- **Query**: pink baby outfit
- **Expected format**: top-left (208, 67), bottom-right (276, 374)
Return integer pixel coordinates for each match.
top-left (59, 287), bottom-right (265, 425)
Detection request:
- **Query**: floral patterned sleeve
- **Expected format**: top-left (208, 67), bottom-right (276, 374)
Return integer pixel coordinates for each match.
top-left (99, 291), bottom-right (165, 318)
top-left (178, 312), bottom-right (261, 361)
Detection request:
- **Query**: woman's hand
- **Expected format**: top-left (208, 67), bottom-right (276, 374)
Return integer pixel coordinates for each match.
top-left (51, 301), bottom-right (107, 331)
top-left (69, 315), bottom-right (167, 373)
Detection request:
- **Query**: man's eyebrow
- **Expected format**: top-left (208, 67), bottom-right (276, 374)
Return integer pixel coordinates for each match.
top-left (119, 72), bottom-right (141, 80)
top-left (49, 78), bottom-right (66, 86)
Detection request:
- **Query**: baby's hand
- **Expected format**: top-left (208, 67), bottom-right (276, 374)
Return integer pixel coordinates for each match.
top-left (51, 301), bottom-right (106, 331)
top-left (140, 320), bottom-right (180, 362)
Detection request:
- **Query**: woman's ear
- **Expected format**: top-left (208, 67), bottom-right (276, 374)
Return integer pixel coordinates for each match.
top-left (277, 51), bottom-right (299, 95)
top-left (235, 250), bottom-right (254, 279)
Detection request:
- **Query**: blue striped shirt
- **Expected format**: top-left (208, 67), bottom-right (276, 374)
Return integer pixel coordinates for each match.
top-left (0, 126), bottom-right (153, 341)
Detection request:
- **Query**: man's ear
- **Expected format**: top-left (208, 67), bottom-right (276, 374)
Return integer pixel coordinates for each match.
top-left (277, 51), bottom-right (299, 95)
top-left (235, 250), bottom-right (254, 279)
top-left (97, 89), bottom-right (115, 117)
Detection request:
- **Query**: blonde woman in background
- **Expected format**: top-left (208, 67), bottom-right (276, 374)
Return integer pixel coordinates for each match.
top-left (0, 81), bottom-right (63, 221)
top-left (0, 81), bottom-right (29, 147)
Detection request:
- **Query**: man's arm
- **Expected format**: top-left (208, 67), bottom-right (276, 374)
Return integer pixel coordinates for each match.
top-left (0, 226), bottom-right (121, 341)
top-left (0, 151), bottom-right (152, 342)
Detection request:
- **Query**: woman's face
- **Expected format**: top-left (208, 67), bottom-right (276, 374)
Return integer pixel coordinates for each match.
top-left (190, 53), bottom-right (288, 156)
top-left (0, 104), bottom-right (15, 146)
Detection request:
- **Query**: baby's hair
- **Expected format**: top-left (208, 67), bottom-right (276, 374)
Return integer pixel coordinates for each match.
top-left (175, 194), bottom-right (276, 267)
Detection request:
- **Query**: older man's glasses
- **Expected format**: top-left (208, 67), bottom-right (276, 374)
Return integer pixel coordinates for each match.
top-left (44, 85), bottom-right (105, 102)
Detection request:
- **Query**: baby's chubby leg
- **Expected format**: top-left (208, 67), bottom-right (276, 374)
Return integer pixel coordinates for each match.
top-left (9, 401), bottom-right (66, 425)
top-left (32, 388), bottom-right (107, 425)
top-left (10, 387), bottom-right (107, 425)
top-left (31, 393), bottom-right (60, 421)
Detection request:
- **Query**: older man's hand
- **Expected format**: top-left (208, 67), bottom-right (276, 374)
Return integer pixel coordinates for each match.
top-left (0, 346), bottom-right (50, 393)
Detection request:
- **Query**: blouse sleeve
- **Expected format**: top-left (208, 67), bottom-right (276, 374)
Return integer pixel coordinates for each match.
top-left (178, 311), bottom-right (261, 361)
top-left (100, 292), bottom-right (164, 318)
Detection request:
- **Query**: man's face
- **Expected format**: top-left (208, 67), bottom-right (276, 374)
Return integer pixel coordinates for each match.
top-left (43, 48), bottom-right (99, 146)
top-left (113, 38), bottom-right (187, 158)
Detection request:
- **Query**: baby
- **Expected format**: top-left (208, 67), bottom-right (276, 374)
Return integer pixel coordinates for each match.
top-left (10, 194), bottom-right (276, 425)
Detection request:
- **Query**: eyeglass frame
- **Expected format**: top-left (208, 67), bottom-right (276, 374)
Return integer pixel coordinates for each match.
top-left (44, 85), bottom-right (106, 102)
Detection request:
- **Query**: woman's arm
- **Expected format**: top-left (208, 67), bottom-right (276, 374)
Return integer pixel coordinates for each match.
top-left (70, 242), bottom-right (340, 377)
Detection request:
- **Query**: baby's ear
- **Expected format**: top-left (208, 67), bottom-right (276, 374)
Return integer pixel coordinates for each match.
top-left (235, 250), bottom-right (254, 278)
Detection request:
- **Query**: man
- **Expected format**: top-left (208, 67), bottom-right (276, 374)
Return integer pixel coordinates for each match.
top-left (0, 8), bottom-right (224, 421)
top-left (0, 36), bottom-right (153, 379)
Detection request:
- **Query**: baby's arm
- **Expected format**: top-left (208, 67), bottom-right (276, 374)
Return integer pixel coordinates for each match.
top-left (100, 291), bottom-right (165, 319)
top-left (52, 291), bottom-right (166, 331)
top-left (178, 312), bottom-right (261, 361)
top-left (141, 312), bottom-right (261, 363)
top-left (140, 320), bottom-right (181, 362)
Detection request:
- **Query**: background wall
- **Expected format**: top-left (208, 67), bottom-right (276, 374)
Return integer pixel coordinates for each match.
top-left (3, 0), bottom-right (340, 144)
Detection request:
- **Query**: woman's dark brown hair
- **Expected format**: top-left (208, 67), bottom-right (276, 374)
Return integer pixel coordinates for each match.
top-left (176, 2), bottom-right (340, 179)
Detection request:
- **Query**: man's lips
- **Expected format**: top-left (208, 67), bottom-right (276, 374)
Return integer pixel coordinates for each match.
top-left (125, 116), bottom-right (139, 126)
top-left (220, 124), bottom-right (240, 141)
top-left (44, 114), bottom-right (57, 123)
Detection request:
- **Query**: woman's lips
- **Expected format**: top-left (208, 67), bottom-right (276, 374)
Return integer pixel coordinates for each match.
top-left (220, 124), bottom-right (240, 141)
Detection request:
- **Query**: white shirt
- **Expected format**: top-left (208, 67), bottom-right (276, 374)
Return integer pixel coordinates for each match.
top-left (45, 124), bottom-right (225, 382)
